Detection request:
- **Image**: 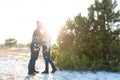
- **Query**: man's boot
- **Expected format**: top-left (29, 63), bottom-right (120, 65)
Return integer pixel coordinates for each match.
top-left (51, 66), bottom-right (57, 73)
top-left (28, 71), bottom-right (36, 75)
top-left (34, 70), bottom-right (39, 73)
top-left (28, 72), bottom-right (36, 75)
top-left (41, 67), bottom-right (49, 74)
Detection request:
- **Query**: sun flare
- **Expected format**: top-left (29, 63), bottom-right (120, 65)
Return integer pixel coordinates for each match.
top-left (0, 0), bottom-right (98, 44)
top-left (41, 20), bottom-right (62, 45)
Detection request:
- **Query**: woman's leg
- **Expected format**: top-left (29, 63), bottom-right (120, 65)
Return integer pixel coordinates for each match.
top-left (44, 49), bottom-right (56, 73)
top-left (45, 50), bottom-right (54, 66)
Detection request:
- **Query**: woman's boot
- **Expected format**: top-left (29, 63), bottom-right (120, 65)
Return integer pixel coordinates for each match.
top-left (51, 66), bottom-right (56, 73)
top-left (41, 67), bottom-right (49, 74)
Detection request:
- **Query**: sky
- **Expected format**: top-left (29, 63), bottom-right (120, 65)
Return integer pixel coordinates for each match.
top-left (0, 0), bottom-right (120, 44)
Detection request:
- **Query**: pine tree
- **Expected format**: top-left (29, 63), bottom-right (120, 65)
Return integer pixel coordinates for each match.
top-left (57, 0), bottom-right (120, 71)
top-left (85, 0), bottom-right (120, 71)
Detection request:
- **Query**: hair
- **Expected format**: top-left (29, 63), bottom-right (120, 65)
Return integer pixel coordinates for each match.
top-left (36, 21), bottom-right (43, 29)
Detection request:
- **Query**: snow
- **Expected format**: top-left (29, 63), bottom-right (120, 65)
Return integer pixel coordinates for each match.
top-left (0, 48), bottom-right (120, 80)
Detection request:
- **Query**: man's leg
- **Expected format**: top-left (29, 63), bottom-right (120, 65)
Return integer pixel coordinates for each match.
top-left (28, 58), bottom-right (36, 75)
top-left (33, 51), bottom-right (39, 73)
top-left (28, 43), bottom-right (39, 75)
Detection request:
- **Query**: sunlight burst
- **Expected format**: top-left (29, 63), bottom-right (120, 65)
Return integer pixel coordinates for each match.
top-left (42, 20), bottom-right (62, 44)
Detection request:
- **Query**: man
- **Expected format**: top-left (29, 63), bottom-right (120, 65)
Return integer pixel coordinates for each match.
top-left (41, 29), bottom-right (57, 74)
top-left (28, 21), bottom-right (42, 75)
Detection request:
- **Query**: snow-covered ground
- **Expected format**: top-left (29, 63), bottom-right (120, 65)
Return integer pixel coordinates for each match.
top-left (0, 48), bottom-right (120, 80)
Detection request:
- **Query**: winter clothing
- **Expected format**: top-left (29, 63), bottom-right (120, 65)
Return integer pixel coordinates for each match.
top-left (41, 67), bottom-right (49, 74)
top-left (41, 32), bottom-right (56, 74)
top-left (51, 66), bottom-right (57, 73)
top-left (28, 42), bottom-right (40, 75)
top-left (28, 26), bottom-right (42, 75)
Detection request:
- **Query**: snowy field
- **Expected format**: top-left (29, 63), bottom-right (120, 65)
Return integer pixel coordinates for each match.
top-left (0, 48), bottom-right (120, 80)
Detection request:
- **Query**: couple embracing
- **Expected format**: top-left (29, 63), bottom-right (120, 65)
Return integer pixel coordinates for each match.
top-left (28, 21), bottom-right (56, 75)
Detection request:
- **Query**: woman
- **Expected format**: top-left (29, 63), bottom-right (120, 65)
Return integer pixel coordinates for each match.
top-left (41, 29), bottom-right (56, 74)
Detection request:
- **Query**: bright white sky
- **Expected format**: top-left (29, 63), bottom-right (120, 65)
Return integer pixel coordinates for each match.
top-left (0, 0), bottom-right (119, 44)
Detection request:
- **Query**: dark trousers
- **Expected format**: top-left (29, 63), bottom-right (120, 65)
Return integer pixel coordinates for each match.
top-left (42, 46), bottom-right (54, 68)
top-left (28, 43), bottom-right (40, 73)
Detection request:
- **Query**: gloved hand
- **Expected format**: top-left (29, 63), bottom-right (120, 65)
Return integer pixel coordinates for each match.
top-left (33, 43), bottom-right (40, 52)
